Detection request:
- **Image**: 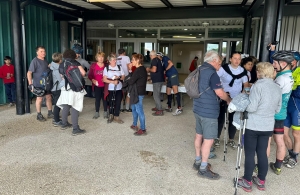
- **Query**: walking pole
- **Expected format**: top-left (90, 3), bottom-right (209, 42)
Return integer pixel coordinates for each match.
top-left (108, 85), bottom-right (117, 123)
top-left (234, 111), bottom-right (248, 195)
top-left (223, 108), bottom-right (229, 161)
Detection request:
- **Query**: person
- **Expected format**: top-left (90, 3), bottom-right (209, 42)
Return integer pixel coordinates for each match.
top-left (88, 52), bottom-right (107, 119)
top-left (50, 52), bottom-right (65, 127)
top-left (72, 44), bottom-right (90, 71)
top-left (56, 49), bottom-right (86, 135)
top-left (156, 52), bottom-right (182, 116)
top-left (241, 57), bottom-right (254, 84)
top-left (117, 48), bottom-right (132, 112)
top-left (146, 51), bottom-right (165, 116)
top-left (103, 53), bottom-right (125, 124)
top-left (127, 54), bottom-right (148, 135)
top-left (27, 46), bottom-right (53, 121)
top-left (214, 52), bottom-right (249, 149)
top-left (268, 50), bottom-right (294, 175)
top-left (193, 50), bottom-right (231, 180)
top-left (189, 56), bottom-right (199, 72)
top-left (236, 62), bottom-right (282, 192)
top-left (0, 56), bottom-right (16, 107)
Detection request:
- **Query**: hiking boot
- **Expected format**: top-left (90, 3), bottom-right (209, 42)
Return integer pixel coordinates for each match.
top-left (283, 155), bottom-right (291, 164)
top-left (152, 110), bottom-right (164, 116)
top-left (228, 140), bottom-right (237, 149)
top-left (151, 107), bottom-right (158, 111)
top-left (172, 108), bottom-right (183, 116)
top-left (254, 164), bottom-right (258, 174)
top-left (214, 138), bottom-right (220, 148)
top-left (53, 120), bottom-right (64, 127)
top-left (72, 127), bottom-right (86, 136)
top-left (47, 112), bottom-right (54, 119)
top-left (37, 114), bottom-right (46, 122)
top-left (193, 160), bottom-right (212, 170)
top-left (134, 129), bottom-right (147, 136)
top-left (93, 112), bottom-right (100, 119)
top-left (235, 177), bottom-right (252, 192)
top-left (126, 109), bottom-right (132, 112)
top-left (130, 125), bottom-right (139, 131)
top-left (252, 176), bottom-right (265, 191)
top-left (61, 122), bottom-right (72, 130)
top-left (107, 114), bottom-right (114, 123)
top-left (103, 111), bottom-right (108, 119)
top-left (113, 116), bottom-right (124, 124)
top-left (198, 166), bottom-right (220, 180)
top-left (269, 162), bottom-right (281, 175)
top-left (165, 107), bottom-right (172, 112)
top-left (284, 157), bottom-right (297, 169)
top-left (209, 152), bottom-right (217, 159)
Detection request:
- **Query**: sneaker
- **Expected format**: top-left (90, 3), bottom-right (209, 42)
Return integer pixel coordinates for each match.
top-left (107, 114), bottom-right (114, 123)
top-left (214, 139), bottom-right (220, 148)
top-left (47, 112), bottom-right (54, 119)
top-left (283, 155), bottom-right (291, 164)
top-left (134, 129), bottom-right (147, 136)
top-left (228, 140), bottom-right (237, 149)
top-left (8, 103), bottom-right (14, 107)
top-left (284, 157), bottom-right (297, 169)
top-left (93, 112), bottom-right (100, 119)
top-left (172, 108), bottom-right (183, 116)
top-left (103, 111), bottom-right (108, 119)
top-left (37, 114), bottom-right (46, 122)
top-left (235, 177), bottom-right (252, 192)
top-left (165, 107), bottom-right (172, 112)
top-left (253, 164), bottom-right (258, 174)
top-left (113, 116), bottom-right (124, 124)
top-left (209, 152), bottom-right (217, 159)
top-left (152, 110), bottom-right (164, 116)
top-left (252, 176), bottom-right (265, 191)
top-left (61, 122), bottom-right (72, 130)
top-left (72, 127), bottom-right (86, 136)
top-left (126, 109), bottom-right (132, 112)
top-left (269, 162), bottom-right (281, 175)
top-left (198, 166), bottom-right (220, 180)
top-left (53, 120), bottom-right (64, 127)
top-left (151, 107), bottom-right (158, 111)
top-left (130, 125), bottom-right (139, 131)
top-left (193, 160), bottom-right (212, 171)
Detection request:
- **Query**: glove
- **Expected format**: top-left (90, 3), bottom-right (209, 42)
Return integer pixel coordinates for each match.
top-left (28, 84), bottom-right (34, 91)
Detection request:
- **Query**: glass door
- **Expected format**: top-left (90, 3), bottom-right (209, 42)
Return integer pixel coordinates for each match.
top-left (204, 39), bottom-right (223, 54)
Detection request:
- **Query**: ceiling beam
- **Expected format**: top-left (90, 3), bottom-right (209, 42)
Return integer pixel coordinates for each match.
top-left (81, 0), bottom-right (115, 10)
top-left (42, 0), bottom-right (88, 11)
top-left (285, 0), bottom-right (293, 4)
top-left (160, 0), bottom-right (173, 8)
top-left (247, 0), bottom-right (264, 15)
top-left (122, 1), bottom-right (143, 9)
top-left (202, 0), bottom-right (207, 8)
top-left (241, 0), bottom-right (248, 6)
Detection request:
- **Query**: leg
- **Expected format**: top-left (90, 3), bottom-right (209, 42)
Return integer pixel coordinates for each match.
top-left (36, 96), bottom-right (43, 113)
top-left (153, 82), bottom-right (163, 110)
top-left (135, 96), bottom-right (146, 130)
top-left (131, 103), bottom-right (138, 127)
top-left (61, 104), bottom-right (71, 124)
top-left (113, 90), bottom-right (122, 117)
top-left (274, 134), bottom-right (286, 162)
top-left (11, 83), bottom-right (16, 103)
top-left (292, 129), bottom-right (300, 158)
top-left (4, 84), bottom-right (12, 103)
top-left (243, 129), bottom-right (257, 182)
top-left (194, 113), bottom-right (203, 159)
top-left (108, 91), bottom-right (114, 115)
top-left (52, 90), bottom-right (61, 122)
top-left (284, 126), bottom-right (293, 151)
top-left (267, 137), bottom-right (272, 158)
top-left (228, 112), bottom-right (237, 140)
top-left (195, 133), bottom-right (203, 159)
top-left (70, 107), bottom-right (79, 129)
top-left (217, 101), bottom-right (226, 138)
top-left (45, 94), bottom-right (52, 111)
top-left (166, 87), bottom-right (172, 110)
top-left (94, 86), bottom-right (101, 112)
top-left (100, 87), bottom-right (107, 112)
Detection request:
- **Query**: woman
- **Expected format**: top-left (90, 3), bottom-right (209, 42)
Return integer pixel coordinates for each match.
top-left (241, 57), bottom-right (254, 83)
top-left (237, 62), bottom-right (282, 192)
top-left (127, 54), bottom-right (148, 135)
top-left (88, 52), bottom-right (107, 119)
top-left (56, 49), bottom-right (86, 135)
top-left (103, 54), bottom-right (125, 124)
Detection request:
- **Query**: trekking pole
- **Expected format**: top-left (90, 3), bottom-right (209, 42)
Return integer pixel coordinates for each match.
top-left (223, 108), bottom-right (229, 162)
top-left (234, 111), bottom-right (248, 195)
top-left (107, 85), bottom-right (117, 123)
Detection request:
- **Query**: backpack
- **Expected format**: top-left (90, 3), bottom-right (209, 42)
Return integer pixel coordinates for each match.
top-left (40, 68), bottom-right (53, 91)
top-left (184, 67), bottom-right (210, 99)
top-left (63, 59), bottom-right (85, 92)
top-left (106, 65), bottom-right (121, 72)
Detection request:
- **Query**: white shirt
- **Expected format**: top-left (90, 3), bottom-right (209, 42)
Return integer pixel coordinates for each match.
top-left (217, 65), bottom-right (248, 98)
top-left (117, 55), bottom-right (130, 76)
top-left (103, 65), bottom-right (125, 91)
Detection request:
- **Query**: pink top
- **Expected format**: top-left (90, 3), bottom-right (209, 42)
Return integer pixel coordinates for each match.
top-left (88, 62), bottom-right (105, 88)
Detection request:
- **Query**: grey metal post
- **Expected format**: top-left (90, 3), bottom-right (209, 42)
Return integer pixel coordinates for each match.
top-left (250, 19), bottom-right (260, 56)
top-left (81, 16), bottom-right (87, 60)
top-left (275, 0), bottom-right (284, 44)
top-left (60, 21), bottom-right (69, 52)
top-left (242, 15), bottom-right (252, 54)
top-left (259, 0), bottom-right (279, 62)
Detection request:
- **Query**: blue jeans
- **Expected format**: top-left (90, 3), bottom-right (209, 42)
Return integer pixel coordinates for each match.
top-left (5, 83), bottom-right (16, 103)
top-left (131, 95), bottom-right (146, 130)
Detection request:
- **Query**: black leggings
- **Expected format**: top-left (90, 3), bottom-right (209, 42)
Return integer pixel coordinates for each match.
top-left (243, 129), bottom-right (273, 181)
top-left (218, 100), bottom-right (236, 139)
top-left (52, 90), bottom-right (61, 122)
top-left (94, 86), bottom-right (107, 112)
top-left (108, 90), bottom-right (123, 116)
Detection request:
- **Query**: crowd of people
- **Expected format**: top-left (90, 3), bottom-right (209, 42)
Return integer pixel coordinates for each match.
top-left (192, 47), bottom-right (300, 193)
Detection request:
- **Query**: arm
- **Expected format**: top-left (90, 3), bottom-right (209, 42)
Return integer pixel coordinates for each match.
top-left (215, 88), bottom-right (231, 104)
top-left (210, 72), bottom-right (231, 104)
top-left (78, 66), bottom-right (86, 77)
top-left (88, 64), bottom-right (94, 80)
top-left (27, 71), bottom-right (33, 85)
top-left (103, 75), bottom-right (118, 85)
top-left (147, 66), bottom-right (157, 73)
top-left (165, 60), bottom-right (174, 71)
top-left (246, 84), bottom-right (260, 113)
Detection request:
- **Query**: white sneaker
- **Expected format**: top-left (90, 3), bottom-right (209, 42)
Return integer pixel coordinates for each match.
top-left (172, 108), bottom-right (182, 116)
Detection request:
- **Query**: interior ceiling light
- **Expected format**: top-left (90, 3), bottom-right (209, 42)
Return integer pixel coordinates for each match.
top-left (190, 34), bottom-right (192, 35)
top-left (202, 22), bottom-right (209, 27)
top-left (199, 34), bottom-right (202, 35)
top-left (173, 36), bottom-right (196, 39)
top-left (183, 41), bottom-right (200, 42)
top-left (144, 29), bottom-right (147, 31)
top-left (184, 29), bottom-right (188, 31)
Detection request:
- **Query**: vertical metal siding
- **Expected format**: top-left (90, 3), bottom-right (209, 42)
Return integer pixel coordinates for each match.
top-left (0, 1), bottom-right (13, 104)
top-left (278, 16), bottom-right (300, 51)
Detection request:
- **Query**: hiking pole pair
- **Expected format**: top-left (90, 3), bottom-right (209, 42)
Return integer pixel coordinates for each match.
top-left (233, 111), bottom-right (248, 195)
top-left (108, 85), bottom-right (117, 123)
top-left (223, 108), bottom-right (229, 162)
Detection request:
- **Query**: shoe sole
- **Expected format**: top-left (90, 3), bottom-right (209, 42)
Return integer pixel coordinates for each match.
top-left (252, 178), bottom-right (265, 191)
top-left (134, 132), bottom-right (147, 136)
top-left (234, 179), bottom-right (252, 192)
top-left (72, 132), bottom-right (85, 136)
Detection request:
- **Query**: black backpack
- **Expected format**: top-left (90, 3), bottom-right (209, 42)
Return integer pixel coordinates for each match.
top-left (60, 59), bottom-right (85, 92)
top-left (40, 68), bottom-right (54, 91)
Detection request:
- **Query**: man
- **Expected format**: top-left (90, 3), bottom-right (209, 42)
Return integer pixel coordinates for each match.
top-left (72, 44), bottom-right (90, 71)
top-left (27, 46), bottom-right (53, 121)
top-left (269, 50), bottom-right (294, 174)
top-left (146, 51), bottom-right (164, 116)
top-left (189, 56), bottom-right (198, 72)
top-left (193, 50), bottom-right (231, 180)
top-left (214, 52), bottom-right (249, 149)
top-left (117, 48), bottom-right (131, 112)
top-left (156, 52), bottom-right (182, 116)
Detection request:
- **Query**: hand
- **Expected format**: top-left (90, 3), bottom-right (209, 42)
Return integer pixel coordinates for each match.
top-left (270, 44), bottom-right (276, 51)
top-left (28, 84), bottom-right (34, 92)
top-left (128, 63), bottom-right (133, 70)
top-left (92, 79), bottom-right (97, 85)
top-left (146, 67), bottom-right (150, 72)
top-left (112, 80), bottom-right (118, 85)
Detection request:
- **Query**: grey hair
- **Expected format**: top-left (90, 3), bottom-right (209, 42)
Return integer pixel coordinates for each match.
top-left (108, 53), bottom-right (117, 61)
top-left (150, 50), bottom-right (156, 56)
top-left (204, 50), bottom-right (221, 63)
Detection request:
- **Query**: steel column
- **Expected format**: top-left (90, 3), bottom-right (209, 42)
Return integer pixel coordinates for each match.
top-left (275, 0), bottom-right (284, 44)
top-left (60, 21), bottom-right (68, 52)
top-left (242, 15), bottom-right (252, 54)
top-left (259, 0), bottom-right (279, 62)
top-left (81, 17), bottom-right (87, 59)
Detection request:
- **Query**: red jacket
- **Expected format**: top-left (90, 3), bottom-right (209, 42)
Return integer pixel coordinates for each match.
top-left (0, 64), bottom-right (15, 84)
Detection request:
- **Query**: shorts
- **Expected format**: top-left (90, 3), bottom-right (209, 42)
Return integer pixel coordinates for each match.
top-left (167, 74), bottom-right (179, 88)
top-left (194, 113), bottom-right (218, 139)
top-left (274, 120), bottom-right (284, 135)
top-left (284, 99), bottom-right (300, 130)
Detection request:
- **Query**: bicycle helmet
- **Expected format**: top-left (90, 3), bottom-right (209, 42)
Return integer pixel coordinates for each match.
top-left (72, 44), bottom-right (83, 54)
top-left (28, 85), bottom-right (45, 97)
top-left (271, 50), bottom-right (295, 64)
top-left (290, 50), bottom-right (300, 61)
top-left (156, 52), bottom-right (164, 57)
